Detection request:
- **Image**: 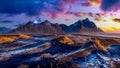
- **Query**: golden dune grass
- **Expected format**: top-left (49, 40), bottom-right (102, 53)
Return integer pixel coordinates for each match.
top-left (94, 40), bottom-right (107, 52)
top-left (58, 36), bottom-right (74, 45)
top-left (0, 34), bottom-right (31, 44)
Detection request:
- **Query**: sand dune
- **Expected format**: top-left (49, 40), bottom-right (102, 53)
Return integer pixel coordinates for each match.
top-left (0, 34), bottom-right (120, 68)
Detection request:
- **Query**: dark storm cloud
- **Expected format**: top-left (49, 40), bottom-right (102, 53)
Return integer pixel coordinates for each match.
top-left (0, 20), bottom-right (13, 23)
top-left (101, 0), bottom-right (120, 11)
top-left (0, 0), bottom-right (71, 16)
top-left (0, 0), bottom-right (40, 16)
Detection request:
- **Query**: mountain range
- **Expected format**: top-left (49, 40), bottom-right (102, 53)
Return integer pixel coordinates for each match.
top-left (0, 27), bottom-right (11, 34)
top-left (10, 18), bottom-right (103, 34)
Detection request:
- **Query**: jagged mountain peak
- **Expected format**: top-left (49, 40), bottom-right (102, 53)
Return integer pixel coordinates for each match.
top-left (41, 20), bottom-right (52, 24)
top-left (75, 19), bottom-right (82, 23)
top-left (82, 18), bottom-right (96, 28)
top-left (9, 19), bottom-right (103, 34)
top-left (26, 21), bottom-right (35, 25)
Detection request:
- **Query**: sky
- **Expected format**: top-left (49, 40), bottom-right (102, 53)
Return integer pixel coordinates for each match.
top-left (0, 0), bottom-right (120, 32)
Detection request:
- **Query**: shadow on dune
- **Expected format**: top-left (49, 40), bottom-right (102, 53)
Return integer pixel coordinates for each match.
top-left (0, 36), bottom-right (120, 68)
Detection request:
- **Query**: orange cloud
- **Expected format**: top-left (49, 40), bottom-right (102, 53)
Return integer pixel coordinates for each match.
top-left (94, 18), bottom-right (102, 21)
top-left (74, 13), bottom-right (89, 17)
top-left (90, 0), bottom-right (101, 6)
top-left (112, 18), bottom-right (120, 23)
top-left (81, 0), bottom-right (102, 7)
top-left (101, 27), bottom-right (116, 31)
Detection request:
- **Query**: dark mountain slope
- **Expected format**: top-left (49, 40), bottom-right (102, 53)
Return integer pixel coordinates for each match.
top-left (9, 18), bottom-right (103, 34)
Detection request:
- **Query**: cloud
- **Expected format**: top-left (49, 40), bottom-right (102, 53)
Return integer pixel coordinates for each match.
top-left (0, 20), bottom-right (13, 23)
top-left (0, 0), bottom-right (64, 16)
top-left (81, 0), bottom-right (101, 7)
top-left (112, 18), bottom-right (120, 23)
top-left (101, 0), bottom-right (120, 11)
top-left (0, 27), bottom-right (11, 33)
top-left (81, 2), bottom-right (91, 6)
top-left (0, 0), bottom-right (78, 17)
top-left (0, 0), bottom-right (41, 16)
top-left (64, 0), bottom-right (77, 4)
top-left (0, 0), bottom-right (104, 19)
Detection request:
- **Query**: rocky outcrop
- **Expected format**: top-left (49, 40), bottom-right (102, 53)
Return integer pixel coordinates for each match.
top-left (10, 20), bottom-right (64, 34)
top-left (68, 20), bottom-right (82, 33)
top-left (37, 20), bottom-right (64, 34)
top-left (80, 18), bottom-right (102, 32)
top-left (68, 18), bottom-right (102, 33)
top-left (10, 21), bottom-right (38, 34)
top-left (9, 18), bottom-right (103, 34)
